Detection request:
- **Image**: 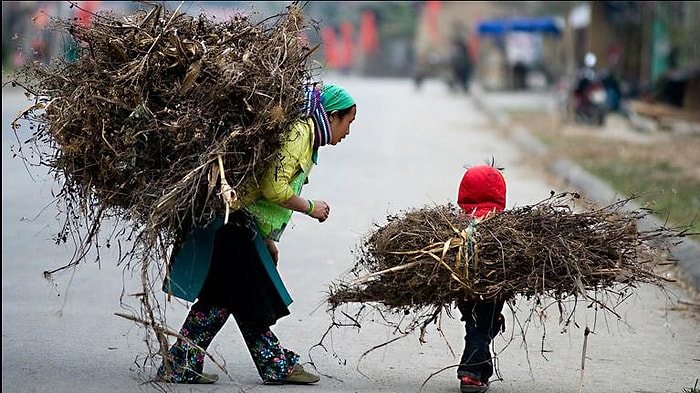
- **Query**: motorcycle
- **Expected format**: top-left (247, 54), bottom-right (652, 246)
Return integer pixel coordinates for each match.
top-left (556, 54), bottom-right (608, 127)
top-left (571, 52), bottom-right (608, 126)
top-left (572, 74), bottom-right (608, 126)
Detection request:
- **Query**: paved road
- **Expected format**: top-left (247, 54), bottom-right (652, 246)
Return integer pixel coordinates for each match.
top-left (3, 76), bottom-right (699, 393)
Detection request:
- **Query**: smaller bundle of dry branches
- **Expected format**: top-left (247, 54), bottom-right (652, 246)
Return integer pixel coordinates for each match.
top-left (327, 193), bottom-right (683, 313)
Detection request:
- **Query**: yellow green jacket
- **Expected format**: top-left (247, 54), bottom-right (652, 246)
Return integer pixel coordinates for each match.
top-left (236, 118), bottom-right (315, 240)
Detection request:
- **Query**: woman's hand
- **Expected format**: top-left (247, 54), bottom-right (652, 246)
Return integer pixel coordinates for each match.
top-left (263, 237), bottom-right (279, 266)
top-left (308, 199), bottom-right (330, 222)
top-left (279, 195), bottom-right (331, 223)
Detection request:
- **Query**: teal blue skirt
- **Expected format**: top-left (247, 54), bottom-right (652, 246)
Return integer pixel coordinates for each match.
top-left (164, 211), bottom-right (292, 326)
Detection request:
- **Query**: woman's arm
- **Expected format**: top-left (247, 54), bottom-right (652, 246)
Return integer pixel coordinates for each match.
top-left (279, 195), bottom-right (330, 223)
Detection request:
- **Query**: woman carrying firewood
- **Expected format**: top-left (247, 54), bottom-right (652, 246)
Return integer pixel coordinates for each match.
top-left (455, 164), bottom-right (508, 393)
top-left (157, 83), bottom-right (357, 385)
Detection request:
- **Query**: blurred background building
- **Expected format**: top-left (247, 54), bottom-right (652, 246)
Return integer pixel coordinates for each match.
top-left (3, 1), bottom-right (699, 112)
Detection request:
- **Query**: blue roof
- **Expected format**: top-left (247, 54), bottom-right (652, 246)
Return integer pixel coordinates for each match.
top-left (477, 17), bottom-right (562, 36)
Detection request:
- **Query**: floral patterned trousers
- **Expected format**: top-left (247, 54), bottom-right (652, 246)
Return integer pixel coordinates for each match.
top-left (157, 300), bottom-right (299, 383)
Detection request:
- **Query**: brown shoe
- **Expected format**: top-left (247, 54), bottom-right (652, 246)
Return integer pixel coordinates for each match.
top-left (264, 365), bottom-right (320, 385)
top-left (191, 372), bottom-right (219, 384)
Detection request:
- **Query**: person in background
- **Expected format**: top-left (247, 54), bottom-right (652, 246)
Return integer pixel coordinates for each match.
top-left (157, 83), bottom-right (357, 385)
top-left (448, 35), bottom-right (474, 93)
top-left (455, 164), bottom-right (508, 393)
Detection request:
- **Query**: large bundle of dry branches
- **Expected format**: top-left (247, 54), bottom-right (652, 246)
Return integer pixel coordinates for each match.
top-left (327, 193), bottom-right (683, 314)
top-left (9, 1), bottom-right (317, 271)
top-left (7, 2), bottom-right (321, 368)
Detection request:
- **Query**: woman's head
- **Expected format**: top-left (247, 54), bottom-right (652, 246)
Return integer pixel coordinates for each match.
top-left (457, 165), bottom-right (506, 218)
top-left (321, 84), bottom-right (357, 145)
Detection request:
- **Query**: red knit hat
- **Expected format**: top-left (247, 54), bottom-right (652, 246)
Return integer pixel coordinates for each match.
top-left (457, 165), bottom-right (507, 218)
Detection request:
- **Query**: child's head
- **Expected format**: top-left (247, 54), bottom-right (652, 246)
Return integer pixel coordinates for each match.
top-left (457, 165), bottom-right (506, 218)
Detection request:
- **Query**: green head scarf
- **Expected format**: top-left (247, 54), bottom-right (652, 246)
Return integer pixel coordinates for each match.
top-left (321, 84), bottom-right (355, 112)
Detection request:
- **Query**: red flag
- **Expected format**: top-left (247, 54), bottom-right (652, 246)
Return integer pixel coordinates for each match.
top-left (359, 10), bottom-right (379, 55)
top-left (339, 21), bottom-right (355, 70)
top-left (426, 0), bottom-right (441, 45)
top-left (75, 1), bottom-right (99, 27)
top-left (298, 31), bottom-right (309, 50)
top-left (468, 35), bottom-right (478, 62)
top-left (321, 26), bottom-right (339, 68)
top-left (469, 13), bottom-right (482, 62)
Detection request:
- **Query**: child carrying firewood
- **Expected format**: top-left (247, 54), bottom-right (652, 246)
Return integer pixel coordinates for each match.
top-left (455, 164), bottom-right (508, 393)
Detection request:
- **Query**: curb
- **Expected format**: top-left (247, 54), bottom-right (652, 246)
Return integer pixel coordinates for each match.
top-left (471, 88), bottom-right (700, 293)
top-left (551, 160), bottom-right (700, 291)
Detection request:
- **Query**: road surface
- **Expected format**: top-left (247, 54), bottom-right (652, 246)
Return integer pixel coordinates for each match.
top-left (3, 76), bottom-right (699, 393)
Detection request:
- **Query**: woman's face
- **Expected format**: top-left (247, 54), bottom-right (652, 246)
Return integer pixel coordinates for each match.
top-left (328, 105), bottom-right (357, 145)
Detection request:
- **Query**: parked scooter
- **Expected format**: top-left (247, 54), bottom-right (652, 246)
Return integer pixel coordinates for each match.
top-left (571, 53), bottom-right (608, 126)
